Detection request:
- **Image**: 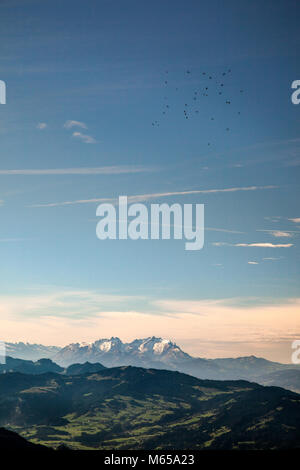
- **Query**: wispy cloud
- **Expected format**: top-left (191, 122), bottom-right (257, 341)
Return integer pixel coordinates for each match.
top-left (269, 231), bottom-right (293, 238)
top-left (206, 227), bottom-right (243, 234)
top-left (248, 261), bottom-right (259, 265)
top-left (31, 185), bottom-right (277, 208)
top-left (236, 243), bottom-right (293, 248)
top-left (264, 216), bottom-right (282, 223)
top-left (122, 186), bottom-right (277, 203)
top-left (289, 218), bottom-right (300, 224)
top-left (72, 131), bottom-right (96, 144)
top-left (257, 229), bottom-right (298, 237)
top-left (63, 120), bottom-right (87, 129)
top-left (36, 122), bottom-right (47, 130)
top-left (212, 242), bottom-right (232, 247)
top-left (213, 242), bottom-right (293, 248)
top-left (0, 166), bottom-right (151, 176)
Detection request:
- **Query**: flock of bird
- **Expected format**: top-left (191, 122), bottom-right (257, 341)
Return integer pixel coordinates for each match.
top-left (151, 68), bottom-right (244, 146)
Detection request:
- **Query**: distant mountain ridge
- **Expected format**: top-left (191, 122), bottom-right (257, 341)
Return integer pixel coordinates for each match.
top-left (5, 342), bottom-right (61, 361)
top-left (4, 337), bottom-right (300, 393)
top-left (0, 356), bottom-right (105, 376)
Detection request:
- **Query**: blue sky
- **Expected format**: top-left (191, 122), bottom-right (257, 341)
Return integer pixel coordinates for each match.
top-left (0, 0), bottom-right (299, 361)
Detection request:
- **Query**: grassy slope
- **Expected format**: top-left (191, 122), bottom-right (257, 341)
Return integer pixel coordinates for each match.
top-left (0, 366), bottom-right (299, 450)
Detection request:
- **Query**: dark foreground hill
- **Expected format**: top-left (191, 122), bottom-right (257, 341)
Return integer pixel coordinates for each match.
top-left (0, 366), bottom-right (299, 450)
top-left (0, 427), bottom-right (50, 450)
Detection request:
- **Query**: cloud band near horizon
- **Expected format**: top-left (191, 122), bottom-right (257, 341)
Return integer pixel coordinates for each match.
top-left (0, 290), bottom-right (299, 363)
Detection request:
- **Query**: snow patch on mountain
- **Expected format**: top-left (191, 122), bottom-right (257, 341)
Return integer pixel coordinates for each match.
top-left (153, 339), bottom-right (171, 354)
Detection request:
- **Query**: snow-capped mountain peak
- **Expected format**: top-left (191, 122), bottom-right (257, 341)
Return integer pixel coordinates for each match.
top-left (51, 336), bottom-right (189, 367)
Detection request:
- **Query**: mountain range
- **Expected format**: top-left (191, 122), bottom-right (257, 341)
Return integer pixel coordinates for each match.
top-left (0, 356), bottom-right (105, 376)
top-left (5, 342), bottom-right (60, 361)
top-left (4, 337), bottom-right (300, 393)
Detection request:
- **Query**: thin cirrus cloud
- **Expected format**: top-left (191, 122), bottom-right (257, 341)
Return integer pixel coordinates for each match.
top-left (259, 230), bottom-right (294, 238)
top-left (264, 216), bottom-right (281, 223)
top-left (270, 231), bottom-right (293, 238)
top-left (236, 242), bottom-right (293, 248)
top-left (30, 185), bottom-right (277, 208)
top-left (289, 218), bottom-right (300, 223)
top-left (36, 122), bottom-right (47, 130)
top-left (63, 120), bottom-right (87, 129)
top-left (0, 166), bottom-right (152, 176)
top-left (213, 242), bottom-right (293, 248)
top-left (72, 131), bottom-right (96, 144)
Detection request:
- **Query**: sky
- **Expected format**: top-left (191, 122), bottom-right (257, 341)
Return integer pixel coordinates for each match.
top-left (0, 0), bottom-right (299, 363)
